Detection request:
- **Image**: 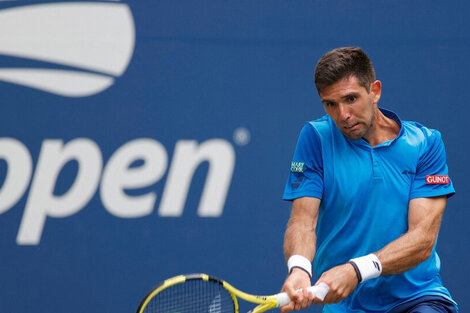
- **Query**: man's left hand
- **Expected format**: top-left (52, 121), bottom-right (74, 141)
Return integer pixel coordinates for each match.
top-left (313, 263), bottom-right (359, 304)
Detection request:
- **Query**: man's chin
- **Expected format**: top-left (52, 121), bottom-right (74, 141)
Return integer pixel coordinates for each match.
top-left (341, 129), bottom-right (363, 140)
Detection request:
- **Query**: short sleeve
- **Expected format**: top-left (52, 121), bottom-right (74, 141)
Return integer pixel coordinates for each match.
top-left (283, 123), bottom-right (323, 200)
top-left (410, 129), bottom-right (455, 199)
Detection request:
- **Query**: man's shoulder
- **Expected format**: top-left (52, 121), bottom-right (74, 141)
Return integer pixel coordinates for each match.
top-left (401, 120), bottom-right (443, 145)
top-left (305, 114), bottom-right (333, 136)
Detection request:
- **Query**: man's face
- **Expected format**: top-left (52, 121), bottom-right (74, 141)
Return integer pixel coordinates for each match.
top-left (319, 76), bottom-right (381, 140)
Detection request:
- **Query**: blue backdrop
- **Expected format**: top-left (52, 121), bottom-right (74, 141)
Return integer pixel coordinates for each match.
top-left (0, 1), bottom-right (468, 312)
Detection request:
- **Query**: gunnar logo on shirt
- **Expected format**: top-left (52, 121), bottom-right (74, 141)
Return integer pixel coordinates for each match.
top-left (0, 1), bottom-right (135, 97)
top-left (426, 175), bottom-right (450, 185)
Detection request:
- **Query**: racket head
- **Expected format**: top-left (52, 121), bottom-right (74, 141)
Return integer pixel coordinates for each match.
top-left (136, 273), bottom-right (239, 313)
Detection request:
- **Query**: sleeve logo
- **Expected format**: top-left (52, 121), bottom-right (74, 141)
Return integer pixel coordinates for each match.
top-left (426, 175), bottom-right (449, 184)
top-left (290, 162), bottom-right (305, 173)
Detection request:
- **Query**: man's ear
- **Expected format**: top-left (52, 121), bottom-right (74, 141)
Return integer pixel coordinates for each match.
top-left (370, 80), bottom-right (382, 104)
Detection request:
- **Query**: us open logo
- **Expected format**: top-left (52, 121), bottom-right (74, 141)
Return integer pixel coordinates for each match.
top-left (0, 0), bottom-right (135, 97)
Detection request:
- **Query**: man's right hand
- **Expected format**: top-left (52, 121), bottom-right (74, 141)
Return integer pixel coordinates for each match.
top-left (280, 268), bottom-right (313, 312)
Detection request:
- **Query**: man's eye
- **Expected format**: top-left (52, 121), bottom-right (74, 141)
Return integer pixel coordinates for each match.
top-left (347, 96), bottom-right (356, 103)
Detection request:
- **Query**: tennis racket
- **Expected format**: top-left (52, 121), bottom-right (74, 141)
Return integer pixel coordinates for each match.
top-left (136, 273), bottom-right (329, 313)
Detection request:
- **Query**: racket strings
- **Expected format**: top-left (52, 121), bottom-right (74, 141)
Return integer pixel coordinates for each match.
top-left (144, 279), bottom-right (235, 313)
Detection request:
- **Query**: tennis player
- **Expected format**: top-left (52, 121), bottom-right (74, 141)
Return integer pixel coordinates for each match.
top-left (280, 47), bottom-right (458, 312)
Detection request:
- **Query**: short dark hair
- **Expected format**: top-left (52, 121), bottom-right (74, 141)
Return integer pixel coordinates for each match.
top-left (314, 47), bottom-right (376, 94)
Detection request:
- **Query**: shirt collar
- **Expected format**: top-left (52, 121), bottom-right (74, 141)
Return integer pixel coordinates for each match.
top-left (344, 107), bottom-right (403, 149)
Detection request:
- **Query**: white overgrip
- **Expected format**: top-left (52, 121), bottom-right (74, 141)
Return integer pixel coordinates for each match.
top-left (307, 282), bottom-right (329, 301)
top-left (275, 282), bottom-right (330, 307)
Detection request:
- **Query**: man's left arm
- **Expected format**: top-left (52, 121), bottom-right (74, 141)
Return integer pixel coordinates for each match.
top-left (375, 196), bottom-right (445, 274)
top-left (314, 196), bottom-right (446, 304)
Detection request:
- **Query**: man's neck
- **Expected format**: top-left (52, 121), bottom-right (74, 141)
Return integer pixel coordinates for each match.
top-left (363, 108), bottom-right (400, 147)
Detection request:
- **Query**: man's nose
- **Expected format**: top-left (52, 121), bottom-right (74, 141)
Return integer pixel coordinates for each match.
top-left (338, 103), bottom-right (351, 122)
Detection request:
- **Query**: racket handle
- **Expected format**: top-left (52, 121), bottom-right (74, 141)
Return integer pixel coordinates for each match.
top-left (275, 282), bottom-right (330, 307)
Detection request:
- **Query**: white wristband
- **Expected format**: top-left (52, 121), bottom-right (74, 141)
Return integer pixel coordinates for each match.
top-left (287, 255), bottom-right (312, 278)
top-left (349, 253), bottom-right (382, 282)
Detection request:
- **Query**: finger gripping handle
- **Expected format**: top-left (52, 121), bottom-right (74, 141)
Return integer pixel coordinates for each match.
top-left (275, 282), bottom-right (330, 307)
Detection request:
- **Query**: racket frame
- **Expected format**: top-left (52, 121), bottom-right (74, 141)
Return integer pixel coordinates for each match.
top-left (136, 273), bottom-right (280, 313)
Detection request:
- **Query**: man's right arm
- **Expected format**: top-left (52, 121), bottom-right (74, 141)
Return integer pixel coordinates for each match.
top-left (281, 196), bottom-right (321, 312)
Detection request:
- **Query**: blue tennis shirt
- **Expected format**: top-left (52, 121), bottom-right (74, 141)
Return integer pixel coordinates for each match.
top-left (283, 109), bottom-right (456, 312)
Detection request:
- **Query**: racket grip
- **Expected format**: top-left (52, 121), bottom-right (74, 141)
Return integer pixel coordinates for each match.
top-left (275, 293), bottom-right (291, 307)
top-left (275, 282), bottom-right (330, 307)
top-left (307, 282), bottom-right (329, 301)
